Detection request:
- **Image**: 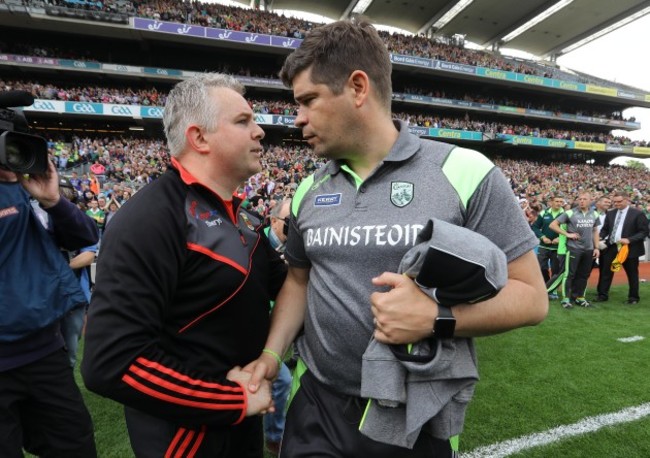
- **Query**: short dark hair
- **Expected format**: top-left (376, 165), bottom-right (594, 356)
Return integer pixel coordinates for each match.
top-left (279, 18), bottom-right (393, 110)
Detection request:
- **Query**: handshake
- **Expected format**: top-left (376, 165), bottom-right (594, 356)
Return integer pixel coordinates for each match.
top-left (226, 352), bottom-right (281, 416)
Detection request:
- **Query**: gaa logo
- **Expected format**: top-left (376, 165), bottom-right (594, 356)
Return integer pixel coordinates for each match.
top-left (72, 103), bottom-right (97, 114)
top-left (111, 106), bottom-right (133, 115)
top-left (144, 107), bottom-right (164, 118)
top-left (33, 101), bottom-right (57, 111)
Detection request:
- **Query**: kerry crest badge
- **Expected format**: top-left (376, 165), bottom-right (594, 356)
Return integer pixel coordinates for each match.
top-left (390, 181), bottom-right (414, 207)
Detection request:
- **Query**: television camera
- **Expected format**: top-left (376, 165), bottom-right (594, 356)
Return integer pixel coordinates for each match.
top-left (0, 91), bottom-right (49, 174)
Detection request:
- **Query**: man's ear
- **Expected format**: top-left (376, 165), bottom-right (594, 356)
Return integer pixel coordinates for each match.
top-left (348, 70), bottom-right (370, 108)
top-left (185, 125), bottom-right (211, 155)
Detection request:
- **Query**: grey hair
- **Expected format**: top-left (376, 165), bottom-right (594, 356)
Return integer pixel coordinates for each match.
top-left (270, 198), bottom-right (292, 218)
top-left (163, 73), bottom-right (245, 157)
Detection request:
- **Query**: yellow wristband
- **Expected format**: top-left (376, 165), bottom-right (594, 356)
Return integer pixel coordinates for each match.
top-left (262, 348), bottom-right (282, 367)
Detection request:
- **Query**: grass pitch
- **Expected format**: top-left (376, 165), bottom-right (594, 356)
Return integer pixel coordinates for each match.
top-left (48, 282), bottom-right (649, 457)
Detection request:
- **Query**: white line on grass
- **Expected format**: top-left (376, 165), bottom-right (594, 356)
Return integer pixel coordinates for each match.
top-left (462, 403), bottom-right (650, 458)
top-left (617, 336), bottom-right (645, 343)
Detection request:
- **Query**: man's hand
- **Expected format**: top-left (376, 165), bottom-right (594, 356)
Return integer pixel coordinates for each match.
top-left (241, 352), bottom-right (281, 394)
top-left (619, 238), bottom-right (630, 245)
top-left (17, 160), bottom-right (60, 208)
top-left (227, 366), bottom-right (274, 416)
top-left (370, 272), bottom-right (437, 344)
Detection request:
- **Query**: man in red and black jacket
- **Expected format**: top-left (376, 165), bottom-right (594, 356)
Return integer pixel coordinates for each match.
top-left (82, 73), bottom-right (287, 458)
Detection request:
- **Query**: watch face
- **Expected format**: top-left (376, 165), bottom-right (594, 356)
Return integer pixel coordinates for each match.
top-left (435, 316), bottom-right (456, 339)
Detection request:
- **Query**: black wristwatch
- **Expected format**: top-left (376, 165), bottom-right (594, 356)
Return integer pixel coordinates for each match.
top-left (433, 305), bottom-right (456, 338)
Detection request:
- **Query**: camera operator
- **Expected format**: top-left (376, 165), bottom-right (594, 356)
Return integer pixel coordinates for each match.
top-left (0, 159), bottom-right (98, 457)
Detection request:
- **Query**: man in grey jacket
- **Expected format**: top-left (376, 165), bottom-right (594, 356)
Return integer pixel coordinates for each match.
top-left (549, 192), bottom-right (600, 308)
top-left (244, 19), bottom-right (548, 458)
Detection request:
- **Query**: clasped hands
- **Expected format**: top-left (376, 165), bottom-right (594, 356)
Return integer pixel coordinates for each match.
top-left (242, 272), bottom-right (437, 397)
top-left (226, 365), bottom-right (275, 417)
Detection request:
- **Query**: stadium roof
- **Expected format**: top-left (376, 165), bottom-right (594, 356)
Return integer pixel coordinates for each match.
top-left (256, 0), bottom-right (650, 57)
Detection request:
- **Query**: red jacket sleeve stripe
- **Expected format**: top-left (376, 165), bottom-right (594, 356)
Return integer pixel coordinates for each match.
top-left (128, 365), bottom-right (244, 401)
top-left (122, 375), bottom-right (245, 411)
top-left (134, 357), bottom-right (244, 392)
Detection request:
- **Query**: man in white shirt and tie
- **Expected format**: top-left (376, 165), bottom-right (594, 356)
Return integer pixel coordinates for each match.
top-left (595, 192), bottom-right (649, 304)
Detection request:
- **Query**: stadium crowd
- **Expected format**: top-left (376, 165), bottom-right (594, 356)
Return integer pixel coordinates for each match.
top-left (53, 136), bottom-right (650, 223)
top-left (393, 113), bottom-right (649, 146)
top-left (3, 78), bottom-right (633, 123)
top-left (10, 0), bottom-right (645, 89)
top-left (4, 78), bottom-right (647, 147)
top-left (397, 86), bottom-right (632, 122)
top-left (3, 79), bottom-right (167, 106)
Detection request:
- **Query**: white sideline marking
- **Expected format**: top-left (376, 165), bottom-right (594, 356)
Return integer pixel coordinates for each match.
top-left (617, 336), bottom-right (645, 343)
top-left (462, 403), bottom-right (650, 458)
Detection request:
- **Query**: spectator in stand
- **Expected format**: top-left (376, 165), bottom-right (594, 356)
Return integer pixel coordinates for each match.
top-left (104, 199), bottom-right (121, 228)
top-left (82, 72), bottom-right (286, 458)
top-left (89, 172), bottom-right (100, 195)
top-left (81, 189), bottom-right (96, 204)
top-left (80, 173), bottom-right (91, 189)
top-left (85, 199), bottom-right (106, 237)
top-left (118, 190), bottom-right (131, 205)
top-left (252, 196), bottom-right (268, 217)
top-left (97, 195), bottom-right (108, 211)
top-left (269, 182), bottom-right (285, 202)
top-left (69, 170), bottom-right (82, 192)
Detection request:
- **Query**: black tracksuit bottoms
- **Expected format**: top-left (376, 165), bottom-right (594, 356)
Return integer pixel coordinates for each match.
top-left (280, 370), bottom-right (454, 458)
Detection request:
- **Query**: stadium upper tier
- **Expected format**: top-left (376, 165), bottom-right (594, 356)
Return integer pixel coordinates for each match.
top-left (2, 77), bottom-right (637, 126)
top-left (2, 0), bottom-right (650, 161)
top-left (3, 78), bottom-right (647, 147)
top-left (3, 0), bottom-right (649, 97)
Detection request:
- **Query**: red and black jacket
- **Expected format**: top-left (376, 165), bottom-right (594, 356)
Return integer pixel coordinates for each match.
top-left (82, 160), bottom-right (286, 426)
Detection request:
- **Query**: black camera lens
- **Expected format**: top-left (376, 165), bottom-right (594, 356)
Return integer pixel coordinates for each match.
top-left (0, 131), bottom-right (48, 174)
top-left (5, 139), bottom-right (34, 171)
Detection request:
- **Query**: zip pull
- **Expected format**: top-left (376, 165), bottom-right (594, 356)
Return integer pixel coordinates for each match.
top-left (237, 227), bottom-right (248, 246)
top-left (236, 210), bottom-right (257, 247)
